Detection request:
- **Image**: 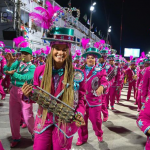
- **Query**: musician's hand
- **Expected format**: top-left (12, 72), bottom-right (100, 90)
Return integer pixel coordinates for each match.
top-left (6, 53), bottom-right (16, 66)
top-left (96, 86), bottom-right (104, 96)
top-left (147, 129), bottom-right (150, 136)
top-left (75, 114), bottom-right (85, 127)
top-left (5, 70), bottom-right (16, 75)
top-left (21, 82), bottom-right (32, 97)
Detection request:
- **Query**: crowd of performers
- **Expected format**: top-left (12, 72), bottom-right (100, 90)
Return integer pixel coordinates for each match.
top-left (0, 33), bottom-right (150, 150)
top-left (0, 2), bottom-right (150, 150)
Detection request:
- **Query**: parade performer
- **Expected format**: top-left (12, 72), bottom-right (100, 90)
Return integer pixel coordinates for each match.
top-left (73, 49), bottom-right (82, 68)
top-left (37, 49), bottom-right (46, 66)
top-left (99, 44), bottom-right (114, 121)
top-left (140, 58), bottom-right (150, 105)
top-left (2, 49), bottom-right (11, 93)
top-left (125, 56), bottom-right (137, 101)
top-left (137, 64), bottom-right (150, 150)
top-left (22, 2), bottom-right (87, 148)
top-left (106, 53), bottom-right (121, 110)
top-left (0, 50), bottom-right (6, 100)
top-left (136, 60), bottom-right (144, 111)
top-left (76, 40), bottom-right (108, 146)
top-left (114, 55), bottom-right (123, 103)
top-left (21, 25), bottom-right (86, 150)
top-left (3, 47), bottom-right (35, 148)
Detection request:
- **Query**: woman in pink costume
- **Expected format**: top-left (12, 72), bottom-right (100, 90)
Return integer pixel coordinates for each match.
top-left (76, 40), bottom-right (108, 146)
top-left (22, 26), bottom-right (86, 150)
top-left (137, 64), bottom-right (150, 150)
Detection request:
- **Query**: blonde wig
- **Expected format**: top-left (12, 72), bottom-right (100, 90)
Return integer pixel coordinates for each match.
top-left (40, 45), bottom-right (75, 128)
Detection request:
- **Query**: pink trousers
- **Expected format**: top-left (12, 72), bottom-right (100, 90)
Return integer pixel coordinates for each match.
top-left (0, 79), bottom-right (5, 96)
top-left (0, 141), bottom-right (4, 150)
top-left (77, 104), bottom-right (103, 143)
top-left (101, 95), bottom-right (109, 118)
top-left (33, 126), bottom-right (73, 150)
top-left (9, 85), bottom-right (34, 140)
top-left (2, 75), bottom-right (10, 89)
top-left (116, 88), bottom-right (121, 102)
top-left (127, 81), bottom-right (136, 100)
top-left (137, 89), bottom-right (142, 110)
top-left (109, 86), bottom-right (117, 107)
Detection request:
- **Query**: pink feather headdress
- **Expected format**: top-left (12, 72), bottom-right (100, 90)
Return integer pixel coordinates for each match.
top-left (72, 54), bottom-right (76, 60)
top-left (94, 42), bottom-right (100, 49)
top-left (130, 55), bottom-right (133, 61)
top-left (141, 52), bottom-right (147, 59)
top-left (13, 36), bottom-right (29, 48)
top-left (0, 41), bottom-right (5, 47)
top-left (11, 49), bottom-right (15, 53)
top-left (4, 48), bottom-right (11, 53)
top-left (99, 40), bottom-right (105, 50)
top-left (29, 1), bottom-right (60, 29)
top-left (45, 46), bottom-right (51, 55)
top-left (75, 50), bottom-right (82, 56)
top-left (81, 38), bottom-right (90, 50)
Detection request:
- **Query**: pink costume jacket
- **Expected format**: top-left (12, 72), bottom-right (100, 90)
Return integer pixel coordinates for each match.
top-left (0, 56), bottom-right (6, 78)
top-left (100, 62), bottom-right (114, 93)
top-left (84, 66), bottom-right (108, 107)
top-left (137, 97), bottom-right (150, 150)
top-left (125, 67), bottom-right (136, 83)
top-left (37, 60), bottom-right (45, 67)
top-left (136, 68), bottom-right (146, 90)
top-left (32, 65), bottom-right (86, 138)
top-left (111, 65), bottom-right (122, 87)
top-left (141, 66), bottom-right (150, 104)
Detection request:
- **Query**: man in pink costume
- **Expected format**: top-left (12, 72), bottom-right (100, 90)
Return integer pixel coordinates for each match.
top-left (141, 59), bottom-right (150, 104)
top-left (99, 48), bottom-right (114, 122)
top-left (137, 65), bottom-right (150, 150)
top-left (0, 52), bottom-right (6, 100)
top-left (114, 56), bottom-right (123, 103)
top-left (125, 59), bottom-right (137, 101)
top-left (3, 47), bottom-right (35, 148)
top-left (106, 54), bottom-right (121, 110)
top-left (136, 61), bottom-right (145, 111)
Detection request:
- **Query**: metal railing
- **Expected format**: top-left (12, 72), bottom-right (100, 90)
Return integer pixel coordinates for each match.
top-left (20, 0), bottom-right (100, 43)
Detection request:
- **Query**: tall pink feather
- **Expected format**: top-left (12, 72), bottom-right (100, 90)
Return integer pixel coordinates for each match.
top-left (99, 40), bottom-right (105, 44)
top-left (45, 46), bottom-right (51, 55)
top-left (81, 38), bottom-right (90, 50)
top-left (94, 42), bottom-right (100, 49)
top-left (0, 41), bottom-right (5, 47)
top-left (141, 52), bottom-right (146, 58)
top-left (29, 1), bottom-right (60, 29)
top-left (130, 55), bottom-right (133, 61)
top-left (11, 49), bottom-right (16, 53)
top-left (13, 36), bottom-right (29, 48)
top-left (99, 40), bottom-right (105, 50)
top-left (75, 50), bottom-right (82, 56)
top-left (105, 47), bottom-right (109, 50)
top-left (5, 48), bottom-right (11, 53)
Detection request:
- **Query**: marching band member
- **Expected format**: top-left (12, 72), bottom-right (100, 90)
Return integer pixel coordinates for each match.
top-left (76, 40), bottom-right (108, 145)
top-left (99, 46), bottom-right (114, 121)
top-left (0, 51), bottom-right (6, 100)
top-left (3, 47), bottom-right (35, 148)
top-left (137, 63), bottom-right (150, 150)
top-left (125, 56), bottom-right (137, 101)
top-left (22, 26), bottom-right (86, 150)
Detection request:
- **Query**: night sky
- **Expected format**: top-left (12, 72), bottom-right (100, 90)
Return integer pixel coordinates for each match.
top-left (55, 0), bottom-right (150, 57)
